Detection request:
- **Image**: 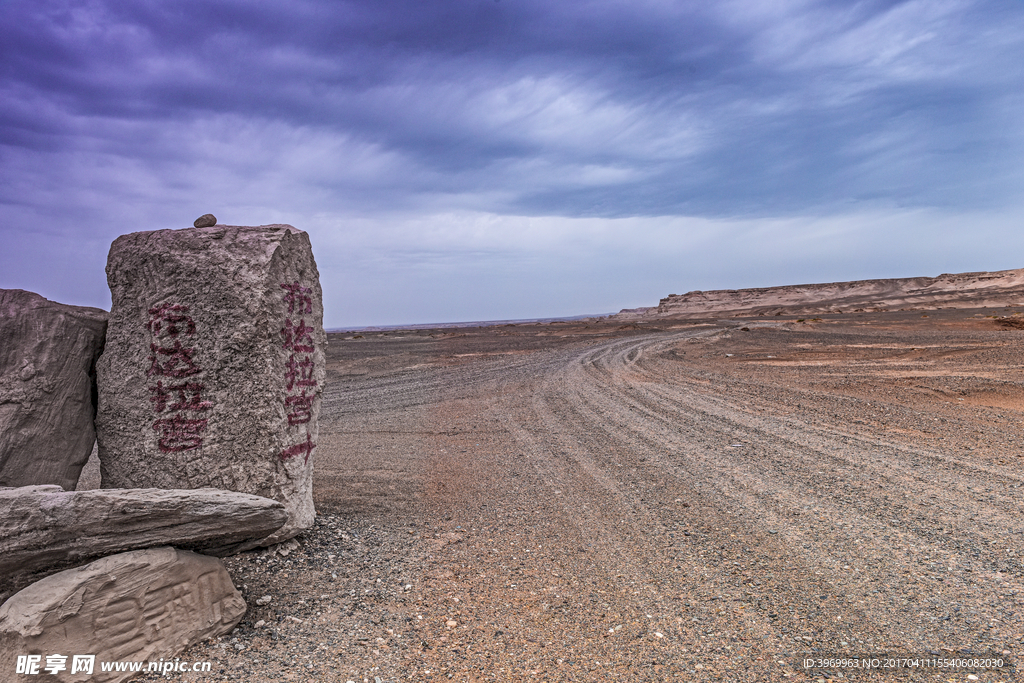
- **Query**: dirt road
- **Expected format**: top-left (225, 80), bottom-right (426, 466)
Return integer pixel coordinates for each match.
top-left (159, 312), bottom-right (1024, 682)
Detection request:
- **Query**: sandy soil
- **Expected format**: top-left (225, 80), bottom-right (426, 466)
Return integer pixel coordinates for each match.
top-left (135, 308), bottom-right (1023, 682)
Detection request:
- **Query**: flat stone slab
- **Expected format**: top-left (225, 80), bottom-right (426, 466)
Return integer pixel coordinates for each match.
top-left (0, 547), bottom-right (244, 682)
top-left (0, 485), bottom-right (286, 598)
top-left (96, 224), bottom-right (324, 545)
top-left (0, 289), bottom-right (108, 490)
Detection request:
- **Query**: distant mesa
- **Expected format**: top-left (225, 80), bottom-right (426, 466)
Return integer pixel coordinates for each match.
top-left (612, 268), bottom-right (1024, 320)
top-left (193, 213), bottom-right (217, 228)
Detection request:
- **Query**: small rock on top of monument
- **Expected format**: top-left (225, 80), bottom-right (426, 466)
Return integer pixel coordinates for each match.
top-left (193, 213), bottom-right (217, 228)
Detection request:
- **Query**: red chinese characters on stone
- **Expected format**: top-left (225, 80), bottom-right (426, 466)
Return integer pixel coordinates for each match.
top-left (150, 381), bottom-right (213, 413)
top-left (278, 282), bottom-right (317, 462)
top-left (147, 303), bottom-right (196, 338)
top-left (281, 282), bottom-right (313, 315)
top-left (284, 354), bottom-right (316, 392)
top-left (279, 433), bottom-right (315, 464)
top-left (148, 340), bottom-right (200, 377)
top-left (151, 415), bottom-right (209, 453)
top-left (284, 391), bottom-right (314, 426)
top-left (146, 304), bottom-right (212, 453)
top-left (280, 318), bottom-right (315, 354)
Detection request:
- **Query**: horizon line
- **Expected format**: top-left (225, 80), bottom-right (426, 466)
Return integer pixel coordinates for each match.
top-left (327, 312), bottom-right (617, 333)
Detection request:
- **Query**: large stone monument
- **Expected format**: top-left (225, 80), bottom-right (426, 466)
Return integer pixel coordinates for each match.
top-left (0, 290), bottom-right (107, 490)
top-left (95, 224), bottom-right (325, 545)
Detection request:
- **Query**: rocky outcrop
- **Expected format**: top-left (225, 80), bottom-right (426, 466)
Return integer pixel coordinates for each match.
top-left (0, 290), bottom-right (107, 490)
top-left (612, 268), bottom-right (1024, 320)
top-left (0, 485), bottom-right (286, 598)
top-left (95, 225), bottom-right (324, 546)
top-left (0, 547), bottom-right (244, 683)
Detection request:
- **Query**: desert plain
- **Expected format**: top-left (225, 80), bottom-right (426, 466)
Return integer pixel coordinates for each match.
top-left (106, 306), bottom-right (1024, 682)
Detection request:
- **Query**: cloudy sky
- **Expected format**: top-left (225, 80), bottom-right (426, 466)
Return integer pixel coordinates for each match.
top-left (2, 0), bottom-right (1023, 328)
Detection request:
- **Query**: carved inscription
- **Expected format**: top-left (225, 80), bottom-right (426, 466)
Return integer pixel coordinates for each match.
top-left (279, 433), bottom-right (316, 462)
top-left (147, 304), bottom-right (212, 452)
top-left (278, 282), bottom-right (317, 463)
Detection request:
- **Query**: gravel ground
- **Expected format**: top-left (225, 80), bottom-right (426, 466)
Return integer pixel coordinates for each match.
top-left (135, 310), bottom-right (1022, 682)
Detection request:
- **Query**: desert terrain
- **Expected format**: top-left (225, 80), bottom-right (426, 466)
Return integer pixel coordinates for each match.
top-left (129, 307), bottom-right (1024, 682)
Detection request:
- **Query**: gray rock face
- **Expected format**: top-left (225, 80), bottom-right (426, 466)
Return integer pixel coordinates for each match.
top-left (95, 225), bottom-right (324, 545)
top-left (0, 290), bottom-right (108, 490)
top-left (0, 547), bottom-right (244, 683)
top-left (193, 213), bottom-right (217, 228)
top-left (0, 485), bottom-right (287, 598)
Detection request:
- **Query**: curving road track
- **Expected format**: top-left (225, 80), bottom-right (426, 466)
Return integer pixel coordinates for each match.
top-left (311, 319), bottom-right (1024, 681)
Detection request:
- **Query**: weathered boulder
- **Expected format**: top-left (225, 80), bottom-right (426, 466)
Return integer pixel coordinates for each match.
top-left (95, 225), bottom-right (324, 546)
top-left (0, 485), bottom-right (287, 597)
top-left (0, 290), bottom-right (107, 490)
top-left (193, 213), bottom-right (217, 228)
top-left (0, 547), bottom-right (244, 683)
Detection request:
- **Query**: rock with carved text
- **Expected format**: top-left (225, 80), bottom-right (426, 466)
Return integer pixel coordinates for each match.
top-left (0, 547), bottom-right (244, 683)
top-left (0, 290), bottom-right (107, 490)
top-left (95, 225), bottom-right (325, 546)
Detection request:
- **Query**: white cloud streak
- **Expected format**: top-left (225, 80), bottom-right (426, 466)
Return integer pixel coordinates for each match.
top-left (1, 0), bottom-right (1023, 325)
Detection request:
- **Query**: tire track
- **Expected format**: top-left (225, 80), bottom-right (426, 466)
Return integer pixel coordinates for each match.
top-left (491, 330), bottom-right (1023, 667)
